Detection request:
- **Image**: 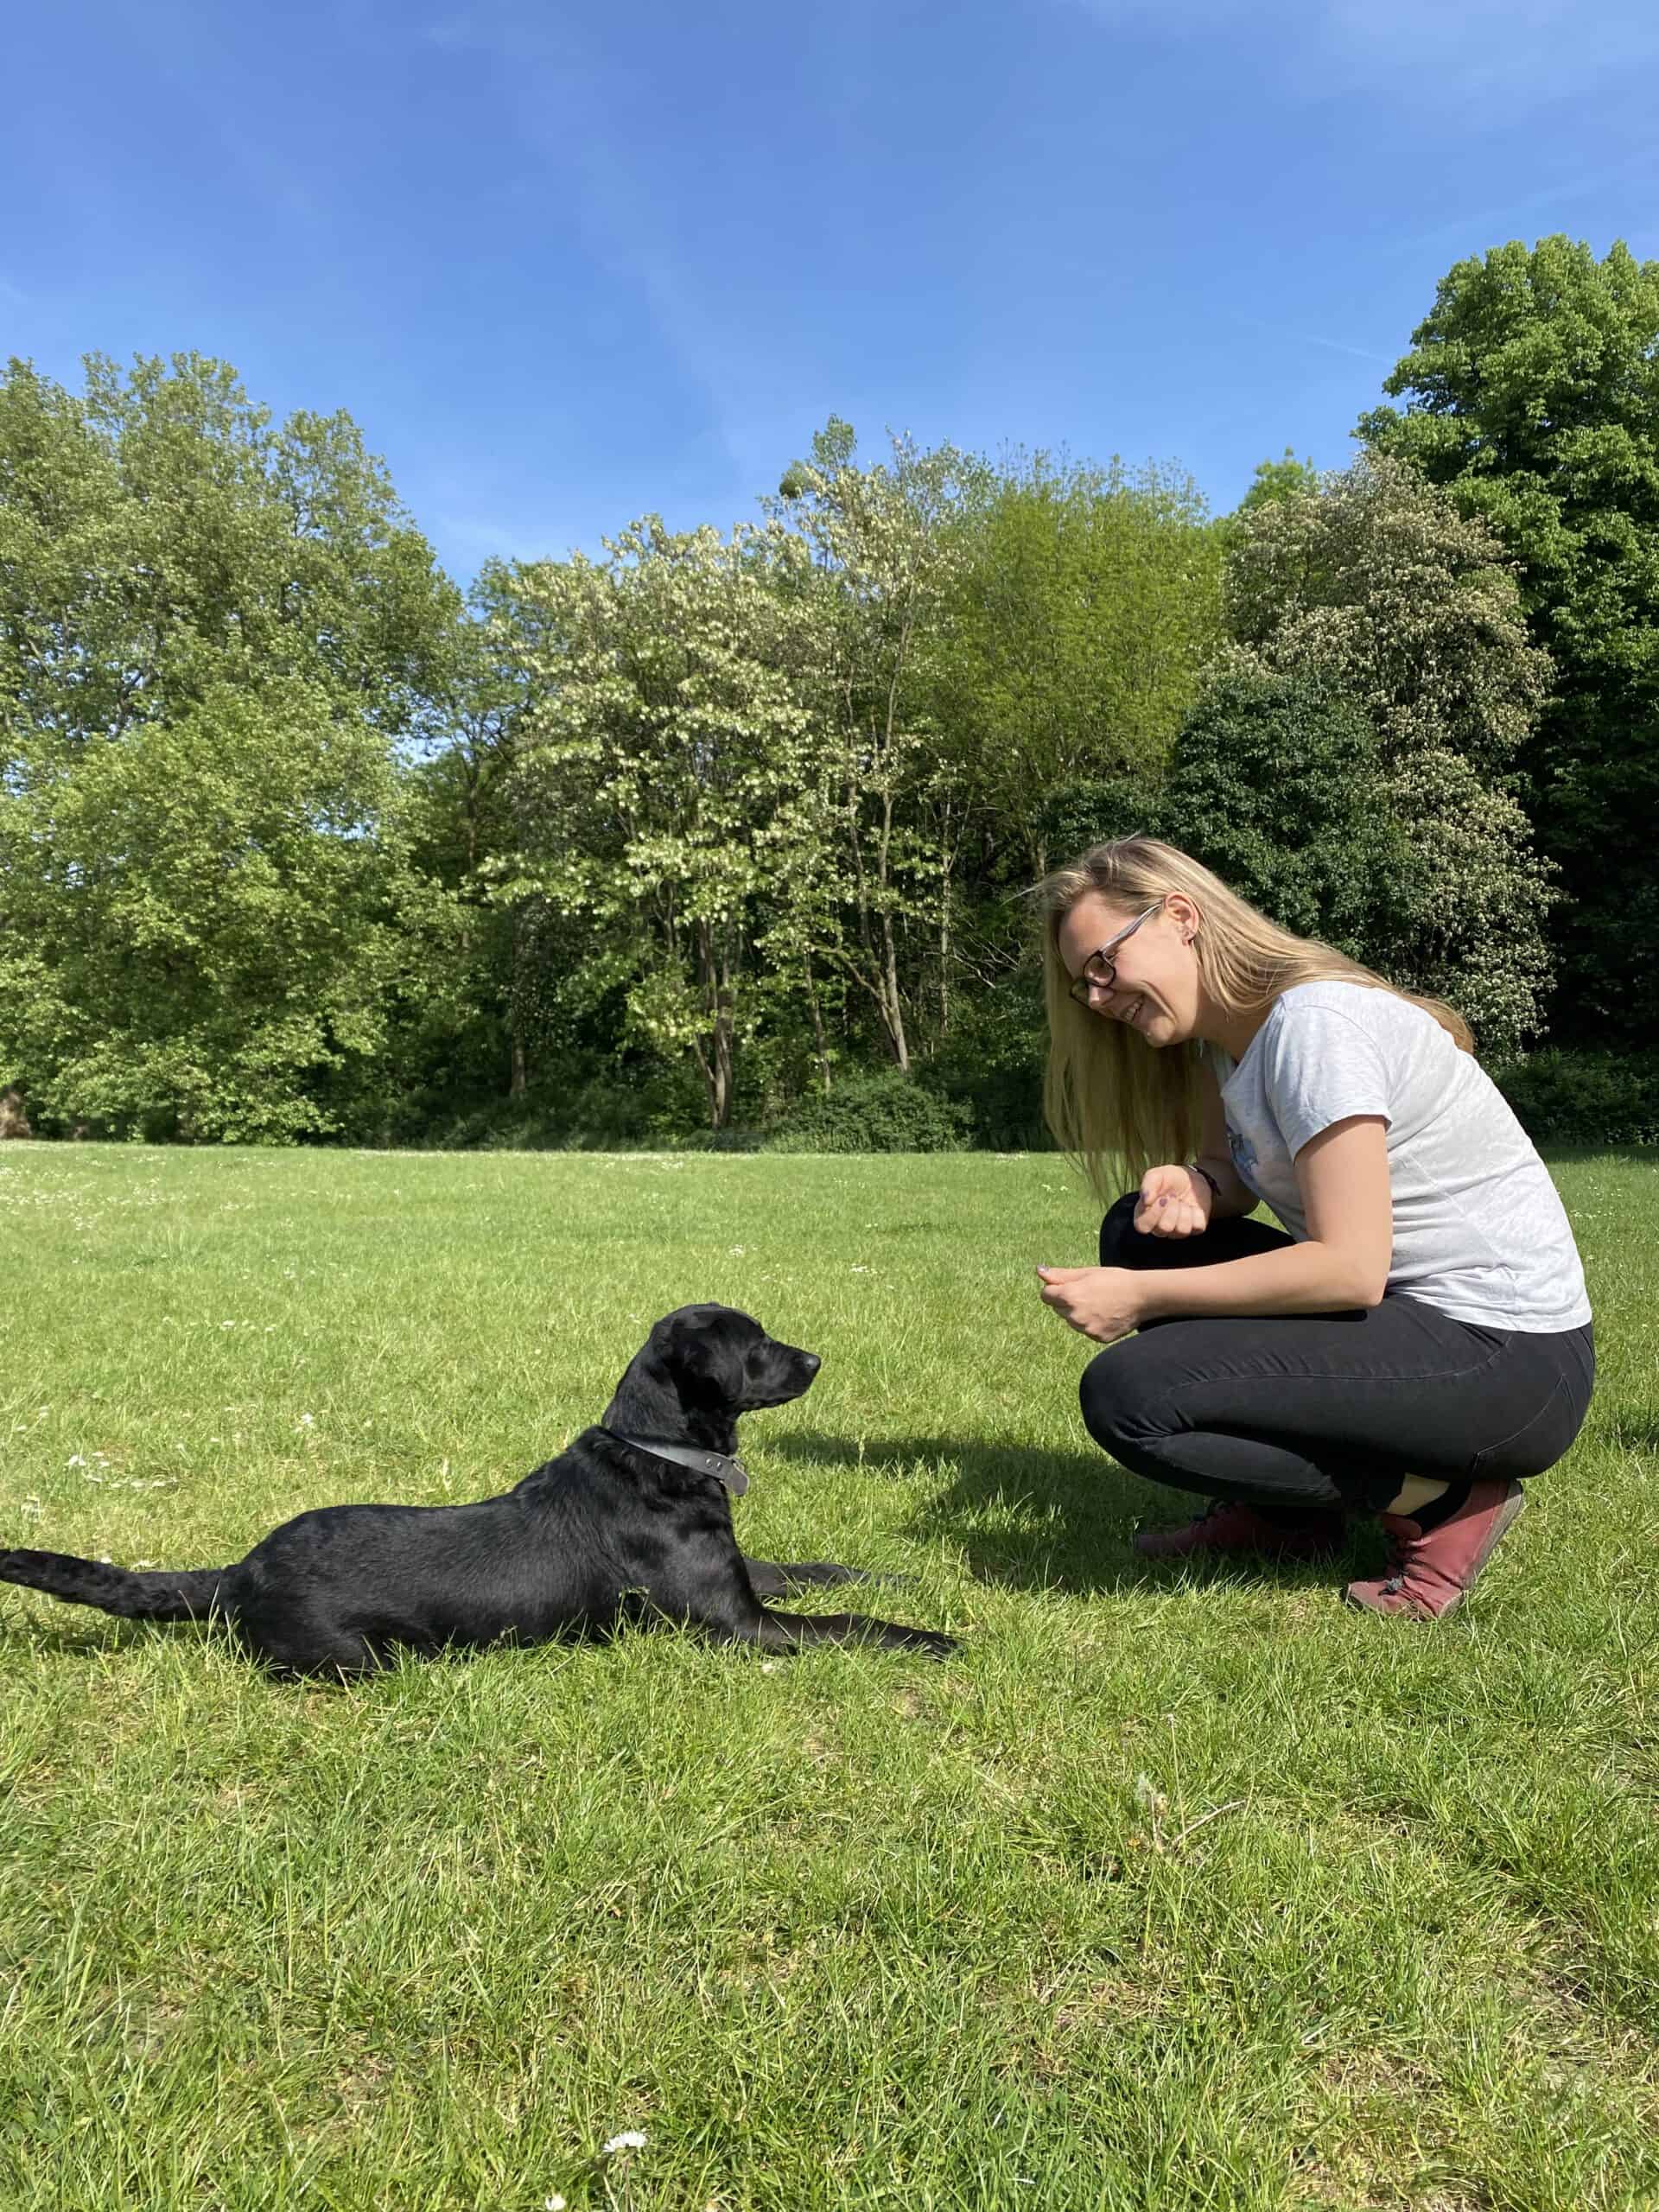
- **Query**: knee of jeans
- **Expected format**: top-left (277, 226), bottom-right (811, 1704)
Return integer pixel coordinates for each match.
top-left (1078, 1346), bottom-right (1163, 1447)
top-left (1097, 1190), bottom-right (1143, 1267)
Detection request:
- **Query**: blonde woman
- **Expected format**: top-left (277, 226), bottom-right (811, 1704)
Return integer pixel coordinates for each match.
top-left (1033, 837), bottom-right (1593, 1618)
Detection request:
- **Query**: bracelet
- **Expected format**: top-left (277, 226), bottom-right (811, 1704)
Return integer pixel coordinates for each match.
top-left (1186, 1162), bottom-right (1221, 1204)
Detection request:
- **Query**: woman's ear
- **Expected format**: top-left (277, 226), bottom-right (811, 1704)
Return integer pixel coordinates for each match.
top-left (1166, 893), bottom-right (1201, 944)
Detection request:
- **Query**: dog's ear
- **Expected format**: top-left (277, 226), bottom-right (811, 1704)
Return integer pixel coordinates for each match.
top-left (668, 1315), bottom-right (750, 1411)
top-left (602, 1324), bottom-right (686, 1434)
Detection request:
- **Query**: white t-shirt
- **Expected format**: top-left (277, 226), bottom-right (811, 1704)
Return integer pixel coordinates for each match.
top-left (1206, 982), bottom-right (1592, 1333)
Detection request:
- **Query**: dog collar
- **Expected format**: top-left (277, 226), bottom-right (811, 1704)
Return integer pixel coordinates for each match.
top-left (610, 1434), bottom-right (750, 1496)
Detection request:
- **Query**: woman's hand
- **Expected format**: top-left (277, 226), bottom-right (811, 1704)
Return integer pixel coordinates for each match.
top-left (1036, 1265), bottom-right (1147, 1343)
top-left (1134, 1162), bottom-right (1212, 1238)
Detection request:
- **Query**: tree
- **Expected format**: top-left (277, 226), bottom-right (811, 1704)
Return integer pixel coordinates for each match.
top-left (1215, 454), bottom-right (1556, 1055)
top-left (768, 421), bottom-right (987, 1071)
top-left (1236, 448), bottom-right (1320, 514)
top-left (0, 352), bottom-right (458, 1136)
top-left (495, 518), bottom-right (823, 1129)
top-left (1358, 235), bottom-right (1659, 1044)
top-left (933, 452), bottom-right (1224, 876)
top-left (400, 587), bottom-right (537, 1106)
top-left (0, 679), bottom-right (441, 1139)
top-left (1161, 669), bottom-right (1410, 957)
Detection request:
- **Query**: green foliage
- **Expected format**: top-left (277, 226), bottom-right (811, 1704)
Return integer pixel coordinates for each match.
top-left (931, 453), bottom-right (1224, 871)
top-left (414, 1058), bottom-right (711, 1152)
top-left (917, 986), bottom-right (1052, 1150)
top-left (767, 423), bottom-right (988, 1071)
top-left (3, 681), bottom-right (442, 1141)
top-left (1027, 771), bottom-right (1152, 867)
top-left (766, 1070), bottom-right (972, 1153)
top-left (1215, 454), bottom-right (1556, 1056)
top-left (1236, 447), bottom-right (1320, 513)
top-left (1359, 236), bottom-right (1659, 1045)
top-left (4, 339), bottom-right (1650, 1144)
top-left (1491, 1048), bottom-right (1659, 1147)
top-left (0, 353), bottom-right (455, 744)
top-left (0, 353), bottom-right (461, 1140)
top-left (492, 515), bottom-right (826, 1129)
top-left (1161, 669), bottom-right (1409, 957)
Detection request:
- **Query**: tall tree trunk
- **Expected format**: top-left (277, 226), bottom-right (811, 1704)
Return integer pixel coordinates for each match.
top-left (695, 918), bottom-right (735, 1129)
top-left (508, 905), bottom-right (529, 1097)
top-left (804, 950), bottom-right (831, 1092)
top-left (880, 909), bottom-right (909, 1071)
top-left (938, 890), bottom-right (950, 1039)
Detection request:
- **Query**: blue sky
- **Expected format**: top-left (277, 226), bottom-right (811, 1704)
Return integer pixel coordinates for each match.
top-left (6, 0), bottom-right (1658, 587)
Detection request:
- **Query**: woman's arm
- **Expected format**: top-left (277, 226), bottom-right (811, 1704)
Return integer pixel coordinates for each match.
top-left (1144, 1116), bottom-right (1393, 1320)
top-left (1191, 1060), bottom-right (1256, 1219)
top-left (1039, 1116), bottom-right (1394, 1341)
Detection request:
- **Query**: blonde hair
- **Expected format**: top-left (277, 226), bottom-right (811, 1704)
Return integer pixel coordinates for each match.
top-left (1036, 836), bottom-right (1473, 1205)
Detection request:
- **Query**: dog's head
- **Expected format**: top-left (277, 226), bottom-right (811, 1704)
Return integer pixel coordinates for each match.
top-left (604, 1304), bottom-right (821, 1444)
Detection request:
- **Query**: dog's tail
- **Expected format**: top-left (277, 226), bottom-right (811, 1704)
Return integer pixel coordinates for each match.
top-left (0, 1549), bottom-right (230, 1622)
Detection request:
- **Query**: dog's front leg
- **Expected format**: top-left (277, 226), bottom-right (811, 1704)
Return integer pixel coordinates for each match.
top-left (729, 1605), bottom-right (957, 1659)
top-left (741, 1556), bottom-right (899, 1597)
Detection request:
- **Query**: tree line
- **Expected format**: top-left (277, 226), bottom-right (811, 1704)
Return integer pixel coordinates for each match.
top-left (3, 236), bottom-right (1656, 1147)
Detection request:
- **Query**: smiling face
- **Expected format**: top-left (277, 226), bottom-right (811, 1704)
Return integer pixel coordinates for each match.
top-left (1056, 890), bottom-right (1205, 1048)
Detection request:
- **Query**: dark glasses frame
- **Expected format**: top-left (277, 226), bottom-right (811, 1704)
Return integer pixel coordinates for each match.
top-left (1065, 899), bottom-right (1165, 1007)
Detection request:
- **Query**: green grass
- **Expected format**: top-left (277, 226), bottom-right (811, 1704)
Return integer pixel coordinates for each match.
top-left (2, 1143), bottom-right (1656, 2212)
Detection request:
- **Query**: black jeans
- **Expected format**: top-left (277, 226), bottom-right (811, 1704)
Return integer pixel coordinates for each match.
top-left (1078, 1193), bottom-right (1596, 1519)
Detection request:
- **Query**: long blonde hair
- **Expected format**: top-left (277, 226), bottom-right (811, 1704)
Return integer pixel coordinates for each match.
top-left (1036, 837), bottom-right (1473, 1205)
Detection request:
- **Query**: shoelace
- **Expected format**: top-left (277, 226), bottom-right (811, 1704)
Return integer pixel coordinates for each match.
top-left (1380, 1526), bottom-right (1418, 1595)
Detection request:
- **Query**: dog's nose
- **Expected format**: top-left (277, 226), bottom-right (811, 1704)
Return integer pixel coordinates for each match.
top-left (801, 1352), bottom-right (822, 1376)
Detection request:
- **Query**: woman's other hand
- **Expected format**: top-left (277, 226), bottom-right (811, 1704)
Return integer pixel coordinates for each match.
top-left (1036, 1265), bottom-right (1147, 1343)
top-left (1134, 1163), bottom-right (1212, 1237)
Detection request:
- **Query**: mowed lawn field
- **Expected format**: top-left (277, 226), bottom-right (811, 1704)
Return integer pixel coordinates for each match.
top-left (2, 1144), bottom-right (1656, 2212)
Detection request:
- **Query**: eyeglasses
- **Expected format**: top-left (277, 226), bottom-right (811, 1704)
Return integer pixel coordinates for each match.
top-left (1066, 899), bottom-right (1164, 1007)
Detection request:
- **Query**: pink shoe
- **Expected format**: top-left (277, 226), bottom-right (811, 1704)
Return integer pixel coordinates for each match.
top-left (1345, 1479), bottom-right (1526, 1619)
top-left (1134, 1498), bottom-right (1345, 1562)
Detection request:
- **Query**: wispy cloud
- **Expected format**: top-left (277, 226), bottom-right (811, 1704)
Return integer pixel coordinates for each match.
top-left (1059, 0), bottom-right (1659, 113)
top-left (1389, 152), bottom-right (1659, 261)
top-left (1226, 315), bottom-right (1393, 366)
top-left (440, 7), bottom-right (780, 501)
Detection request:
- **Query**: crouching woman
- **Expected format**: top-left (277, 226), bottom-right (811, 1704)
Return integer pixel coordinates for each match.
top-left (1033, 837), bottom-right (1594, 1618)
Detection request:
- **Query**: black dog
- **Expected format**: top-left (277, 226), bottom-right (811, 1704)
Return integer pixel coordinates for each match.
top-left (0, 1304), bottom-right (955, 1676)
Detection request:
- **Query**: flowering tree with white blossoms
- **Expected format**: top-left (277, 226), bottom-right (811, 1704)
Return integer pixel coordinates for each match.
top-left (497, 518), bottom-right (823, 1128)
top-left (769, 421), bottom-right (986, 1072)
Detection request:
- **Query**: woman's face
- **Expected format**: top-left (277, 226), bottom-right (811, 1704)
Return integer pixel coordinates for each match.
top-left (1056, 890), bottom-right (1204, 1048)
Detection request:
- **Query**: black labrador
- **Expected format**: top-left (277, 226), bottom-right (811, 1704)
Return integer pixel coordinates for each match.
top-left (0, 1303), bottom-right (955, 1676)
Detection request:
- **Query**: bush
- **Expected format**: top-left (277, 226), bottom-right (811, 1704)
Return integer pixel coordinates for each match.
top-left (918, 987), bottom-right (1052, 1150)
top-left (766, 1071), bottom-right (973, 1154)
top-left (408, 1059), bottom-right (711, 1152)
top-left (1162, 669), bottom-right (1406, 957)
top-left (1491, 1050), bottom-right (1659, 1148)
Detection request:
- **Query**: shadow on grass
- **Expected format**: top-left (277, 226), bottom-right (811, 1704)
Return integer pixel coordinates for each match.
top-left (1538, 1142), bottom-right (1659, 1168)
top-left (0, 1610), bottom-right (239, 1664)
top-left (772, 1429), bottom-right (1374, 1601)
top-left (1579, 1402), bottom-right (1659, 1454)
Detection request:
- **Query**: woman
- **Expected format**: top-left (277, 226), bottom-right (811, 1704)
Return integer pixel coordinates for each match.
top-left (1033, 837), bottom-right (1594, 1619)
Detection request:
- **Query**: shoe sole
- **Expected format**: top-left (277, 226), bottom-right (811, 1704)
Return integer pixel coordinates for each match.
top-left (1345, 1481), bottom-right (1526, 1619)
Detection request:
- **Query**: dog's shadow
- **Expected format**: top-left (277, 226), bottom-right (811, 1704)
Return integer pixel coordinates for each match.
top-left (771, 1430), bottom-right (1370, 1599)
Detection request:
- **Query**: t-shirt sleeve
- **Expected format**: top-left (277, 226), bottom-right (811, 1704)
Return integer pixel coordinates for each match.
top-left (1261, 999), bottom-right (1394, 1160)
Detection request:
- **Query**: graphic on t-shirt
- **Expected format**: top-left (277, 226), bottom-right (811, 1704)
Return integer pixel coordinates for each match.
top-left (1228, 1125), bottom-right (1258, 1189)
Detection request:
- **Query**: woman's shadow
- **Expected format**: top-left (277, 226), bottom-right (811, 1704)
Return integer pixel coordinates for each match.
top-left (771, 1431), bottom-right (1367, 1598)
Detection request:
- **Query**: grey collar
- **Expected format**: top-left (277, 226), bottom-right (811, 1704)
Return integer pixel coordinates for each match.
top-left (609, 1433), bottom-right (749, 1496)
